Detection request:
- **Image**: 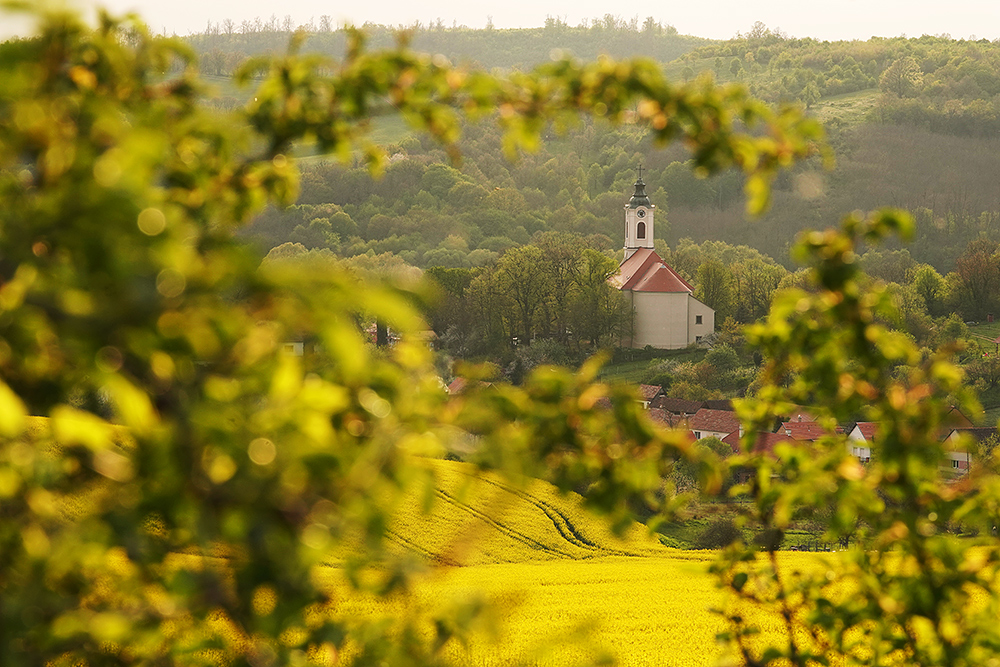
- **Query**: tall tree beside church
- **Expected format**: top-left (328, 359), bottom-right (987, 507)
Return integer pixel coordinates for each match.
top-left (466, 268), bottom-right (514, 352)
top-left (695, 260), bottom-right (736, 322)
top-left (570, 249), bottom-right (631, 347)
top-left (732, 257), bottom-right (786, 323)
top-left (536, 232), bottom-right (586, 342)
top-left (496, 245), bottom-right (551, 343)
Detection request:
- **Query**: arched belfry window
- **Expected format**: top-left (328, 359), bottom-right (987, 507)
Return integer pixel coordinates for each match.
top-left (636, 221), bottom-right (646, 239)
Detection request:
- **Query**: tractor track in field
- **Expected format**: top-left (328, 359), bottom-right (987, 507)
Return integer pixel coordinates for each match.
top-left (463, 473), bottom-right (644, 558)
top-left (434, 488), bottom-right (578, 560)
top-left (386, 528), bottom-right (461, 566)
top-left (473, 476), bottom-right (602, 552)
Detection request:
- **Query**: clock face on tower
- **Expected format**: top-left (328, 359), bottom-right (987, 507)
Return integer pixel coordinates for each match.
top-left (637, 209), bottom-right (645, 218)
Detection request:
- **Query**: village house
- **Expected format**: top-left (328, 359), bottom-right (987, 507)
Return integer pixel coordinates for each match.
top-left (779, 421), bottom-right (844, 441)
top-left (847, 422), bottom-right (877, 463)
top-left (637, 384), bottom-right (665, 409)
top-left (941, 426), bottom-right (999, 474)
top-left (652, 396), bottom-right (705, 417)
top-left (722, 430), bottom-right (796, 456)
top-left (690, 408), bottom-right (741, 441)
top-left (610, 171), bottom-right (715, 349)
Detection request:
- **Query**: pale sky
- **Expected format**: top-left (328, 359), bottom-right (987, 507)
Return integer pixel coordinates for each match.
top-left (4, 0), bottom-right (1000, 42)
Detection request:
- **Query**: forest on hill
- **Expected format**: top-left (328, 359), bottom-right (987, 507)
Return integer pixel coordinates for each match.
top-left (203, 19), bottom-right (1000, 269)
top-left (178, 19), bottom-right (1000, 374)
top-left (187, 14), bottom-right (707, 74)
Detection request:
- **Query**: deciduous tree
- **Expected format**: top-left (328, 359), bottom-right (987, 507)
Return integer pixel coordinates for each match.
top-left (879, 55), bottom-right (923, 97)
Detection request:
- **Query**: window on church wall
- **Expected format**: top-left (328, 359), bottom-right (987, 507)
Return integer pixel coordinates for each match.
top-left (636, 222), bottom-right (646, 239)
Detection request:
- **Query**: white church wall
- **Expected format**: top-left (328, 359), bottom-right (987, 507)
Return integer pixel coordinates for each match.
top-left (632, 292), bottom-right (691, 349)
top-left (688, 298), bottom-right (714, 344)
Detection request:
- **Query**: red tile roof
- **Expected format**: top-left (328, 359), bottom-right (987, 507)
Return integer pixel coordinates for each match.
top-left (784, 408), bottom-right (816, 423)
top-left (653, 396), bottom-right (705, 415)
top-left (648, 408), bottom-right (680, 427)
top-left (853, 422), bottom-right (878, 442)
top-left (611, 248), bottom-right (693, 294)
top-left (447, 377), bottom-right (469, 394)
top-left (723, 430), bottom-right (797, 456)
top-left (781, 421), bottom-right (843, 441)
top-left (690, 408), bottom-right (741, 436)
top-left (942, 406), bottom-right (974, 429)
top-left (945, 427), bottom-right (1000, 444)
top-left (638, 384), bottom-right (664, 402)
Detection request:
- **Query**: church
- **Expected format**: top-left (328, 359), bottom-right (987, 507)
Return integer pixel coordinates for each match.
top-left (610, 171), bottom-right (715, 349)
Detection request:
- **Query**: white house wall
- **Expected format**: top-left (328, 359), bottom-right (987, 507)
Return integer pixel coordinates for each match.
top-left (693, 429), bottom-right (735, 441)
top-left (847, 427), bottom-right (872, 461)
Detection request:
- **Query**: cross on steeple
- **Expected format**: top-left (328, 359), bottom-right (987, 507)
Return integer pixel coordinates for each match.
top-left (637, 165), bottom-right (643, 181)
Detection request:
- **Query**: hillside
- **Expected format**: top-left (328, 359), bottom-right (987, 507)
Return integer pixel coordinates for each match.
top-left (189, 18), bottom-right (709, 74)
top-left (381, 459), bottom-right (670, 566)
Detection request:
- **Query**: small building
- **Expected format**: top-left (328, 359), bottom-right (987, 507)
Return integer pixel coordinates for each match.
top-left (690, 408), bottom-right (741, 441)
top-left (780, 421), bottom-right (843, 442)
top-left (722, 430), bottom-right (796, 456)
top-left (610, 172), bottom-right (714, 349)
top-left (847, 422), bottom-right (877, 463)
top-left (942, 426), bottom-right (999, 474)
top-left (652, 396), bottom-right (705, 417)
top-left (637, 384), bottom-right (665, 409)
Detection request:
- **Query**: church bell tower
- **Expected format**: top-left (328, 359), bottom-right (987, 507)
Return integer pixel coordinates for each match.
top-left (623, 167), bottom-right (654, 261)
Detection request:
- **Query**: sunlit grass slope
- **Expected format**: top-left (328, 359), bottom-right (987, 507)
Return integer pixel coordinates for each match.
top-left (384, 459), bottom-right (671, 566)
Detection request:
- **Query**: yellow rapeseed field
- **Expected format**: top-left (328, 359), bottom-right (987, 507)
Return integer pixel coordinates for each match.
top-left (319, 459), bottom-right (830, 666)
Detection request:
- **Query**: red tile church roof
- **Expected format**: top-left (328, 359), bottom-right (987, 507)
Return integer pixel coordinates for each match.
top-left (611, 248), bottom-right (693, 294)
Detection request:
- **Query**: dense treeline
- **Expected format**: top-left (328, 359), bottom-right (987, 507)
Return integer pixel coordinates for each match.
top-left (261, 233), bottom-right (628, 374)
top-left (424, 234), bottom-right (629, 370)
top-left (186, 17), bottom-right (1000, 141)
top-left (242, 117), bottom-right (752, 268)
top-left (684, 23), bottom-right (1000, 137)
top-left (218, 20), bottom-right (1000, 380)
top-left (188, 14), bottom-right (706, 75)
top-left (243, 115), bottom-right (1000, 276)
top-left (197, 19), bottom-right (1000, 276)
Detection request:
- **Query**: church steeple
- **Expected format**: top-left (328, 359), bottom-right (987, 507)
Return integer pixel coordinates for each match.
top-left (623, 167), bottom-right (655, 261)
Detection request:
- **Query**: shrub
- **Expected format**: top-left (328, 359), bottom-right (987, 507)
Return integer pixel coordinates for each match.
top-left (695, 518), bottom-right (742, 549)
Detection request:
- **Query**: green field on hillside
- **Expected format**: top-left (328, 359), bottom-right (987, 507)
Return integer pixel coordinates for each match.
top-left (597, 348), bottom-right (706, 385)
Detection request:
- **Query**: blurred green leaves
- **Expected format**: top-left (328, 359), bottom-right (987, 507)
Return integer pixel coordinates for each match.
top-left (717, 210), bottom-right (1000, 667)
top-left (0, 4), bottom-right (825, 666)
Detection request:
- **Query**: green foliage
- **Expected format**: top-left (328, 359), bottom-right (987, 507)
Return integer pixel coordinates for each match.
top-left (695, 260), bottom-right (736, 321)
top-left (704, 344), bottom-right (740, 373)
top-left (717, 209), bottom-right (1000, 666)
top-left (428, 237), bottom-right (629, 360)
top-left (879, 56), bottom-right (923, 97)
top-left (190, 16), bottom-right (709, 74)
top-left (0, 6), bottom-right (824, 665)
top-left (695, 518), bottom-right (741, 549)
